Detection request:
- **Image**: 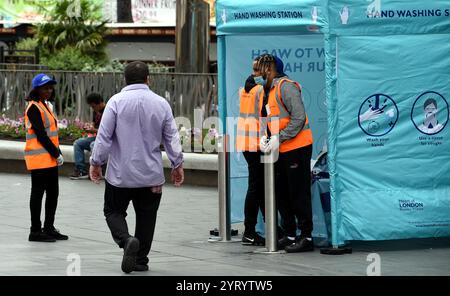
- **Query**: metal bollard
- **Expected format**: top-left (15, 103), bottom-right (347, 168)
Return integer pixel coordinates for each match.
top-left (264, 155), bottom-right (278, 252)
top-left (218, 134), bottom-right (231, 241)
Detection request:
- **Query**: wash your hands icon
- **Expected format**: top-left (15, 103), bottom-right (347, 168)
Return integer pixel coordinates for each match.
top-left (339, 6), bottom-right (349, 24)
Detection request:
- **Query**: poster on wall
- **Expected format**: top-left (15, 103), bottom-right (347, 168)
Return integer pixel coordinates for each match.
top-left (130, 0), bottom-right (176, 24)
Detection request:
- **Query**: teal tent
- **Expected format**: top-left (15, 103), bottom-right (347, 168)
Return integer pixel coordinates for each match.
top-left (216, 0), bottom-right (450, 247)
top-left (324, 0), bottom-right (450, 246)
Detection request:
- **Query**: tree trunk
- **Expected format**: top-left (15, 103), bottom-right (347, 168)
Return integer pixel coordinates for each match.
top-left (117, 0), bottom-right (133, 23)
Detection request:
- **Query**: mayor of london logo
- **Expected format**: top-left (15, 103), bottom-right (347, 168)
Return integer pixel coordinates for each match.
top-left (358, 93), bottom-right (399, 137)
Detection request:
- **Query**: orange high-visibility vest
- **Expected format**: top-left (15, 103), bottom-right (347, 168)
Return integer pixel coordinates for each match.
top-left (236, 85), bottom-right (264, 152)
top-left (24, 100), bottom-right (59, 170)
top-left (263, 78), bottom-right (313, 153)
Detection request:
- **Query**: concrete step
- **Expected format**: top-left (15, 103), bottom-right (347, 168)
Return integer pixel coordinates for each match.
top-left (0, 139), bottom-right (218, 187)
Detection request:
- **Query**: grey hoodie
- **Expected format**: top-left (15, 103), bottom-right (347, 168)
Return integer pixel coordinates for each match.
top-left (263, 77), bottom-right (307, 143)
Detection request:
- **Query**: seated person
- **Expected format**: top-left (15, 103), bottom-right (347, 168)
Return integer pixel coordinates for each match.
top-left (70, 93), bottom-right (105, 179)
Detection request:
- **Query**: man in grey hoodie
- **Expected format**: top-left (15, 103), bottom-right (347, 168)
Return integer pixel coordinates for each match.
top-left (256, 54), bottom-right (314, 253)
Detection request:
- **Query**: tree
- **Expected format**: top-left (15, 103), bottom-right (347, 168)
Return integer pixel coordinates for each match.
top-left (34, 0), bottom-right (109, 65)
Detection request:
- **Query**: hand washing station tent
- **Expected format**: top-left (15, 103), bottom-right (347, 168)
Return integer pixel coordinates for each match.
top-left (324, 0), bottom-right (450, 246)
top-left (216, 0), bottom-right (450, 248)
top-left (215, 0), bottom-right (330, 242)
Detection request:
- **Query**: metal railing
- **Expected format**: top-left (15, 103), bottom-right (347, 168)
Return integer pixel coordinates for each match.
top-left (0, 70), bottom-right (218, 121)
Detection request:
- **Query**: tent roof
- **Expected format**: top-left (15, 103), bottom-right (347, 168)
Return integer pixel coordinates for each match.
top-left (326, 0), bottom-right (450, 36)
top-left (215, 0), bottom-right (325, 35)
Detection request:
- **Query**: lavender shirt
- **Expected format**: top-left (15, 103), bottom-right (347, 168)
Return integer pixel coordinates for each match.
top-left (90, 84), bottom-right (183, 188)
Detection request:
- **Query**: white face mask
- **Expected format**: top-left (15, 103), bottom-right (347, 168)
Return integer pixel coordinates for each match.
top-left (254, 75), bottom-right (267, 86)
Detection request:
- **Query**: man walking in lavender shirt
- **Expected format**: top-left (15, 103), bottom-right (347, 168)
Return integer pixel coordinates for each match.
top-left (89, 61), bottom-right (184, 274)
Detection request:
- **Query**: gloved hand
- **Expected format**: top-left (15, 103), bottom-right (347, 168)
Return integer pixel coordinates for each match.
top-left (260, 135), bottom-right (269, 153)
top-left (265, 135), bottom-right (280, 153)
top-left (56, 154), bottom-right (64, 166)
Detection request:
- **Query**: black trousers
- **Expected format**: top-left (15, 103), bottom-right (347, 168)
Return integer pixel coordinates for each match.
top-left (104, 181), bottom-right (162, 265)
top-left (30, 166), bottom-right (59, 232)
top-left (243, 151), bottom-right (265, 234)
top-left (275, 145), bottom-right (313, 238)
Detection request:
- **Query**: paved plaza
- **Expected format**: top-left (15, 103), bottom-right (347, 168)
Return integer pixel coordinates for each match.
top-left (0, 173), bottom-right (449, 276)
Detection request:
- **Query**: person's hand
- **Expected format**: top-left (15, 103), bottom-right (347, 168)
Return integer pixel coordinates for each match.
top-left (89, 165), bottom-right (102, 184)
top-left (260, 135), bottom-right (269, 153)
top-left (56, 155), bottom-right (64, 166)
top-left (265, 135), bottom-right (280, 153)
top-left (171, 165), bottom-right (184, 187)
top-left (151, 185), bottom-right (163, 194)
top-left (339, 6), bottom-right (349, 24)
top-left (359, 107), bottom-right (382, 122)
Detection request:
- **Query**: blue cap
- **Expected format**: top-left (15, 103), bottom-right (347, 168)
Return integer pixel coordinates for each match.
top-left (274, 56), bottom-right (286, 76)
top-left (32, 73), bottom-right (56, 89)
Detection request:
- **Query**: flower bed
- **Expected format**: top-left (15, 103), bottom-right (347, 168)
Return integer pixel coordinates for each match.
top-left (0, 115), bottom-right (219, 153)
top-left (0, 115), bottom-right (95, 145)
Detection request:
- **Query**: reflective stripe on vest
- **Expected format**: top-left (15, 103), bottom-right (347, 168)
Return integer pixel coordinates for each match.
top-left (266, 78), bottom-right (313, 153)
top-left (26, 130), bottom-right (59, 140)
top-left (24, 148), bottom-right (51, 156)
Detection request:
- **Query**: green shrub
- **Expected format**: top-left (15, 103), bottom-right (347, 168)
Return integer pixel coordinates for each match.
top-left (15, 38), bottom-right (39, 56)
top-left (41, 46), bottom-right (96, 71)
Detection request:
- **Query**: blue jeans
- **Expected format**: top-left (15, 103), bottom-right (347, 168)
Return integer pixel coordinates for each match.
top-left (73, 136), bottom-right (96, 173)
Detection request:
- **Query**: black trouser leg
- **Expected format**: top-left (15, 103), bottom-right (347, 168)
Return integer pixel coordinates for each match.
top-left (30, 169), bottom-right (47, 232)
top-left (43, 166), bottom-right (59, 231)
top-left (275, 158), bottom-right (297, 237)
top-left (132, 189), bottom-right (162, 265)
top-left (103, 181), bottom-right (132, 248)
top-left (243, 151), bottom-right (265, 234)
top-left (283, 145), bottom-right (313, 238)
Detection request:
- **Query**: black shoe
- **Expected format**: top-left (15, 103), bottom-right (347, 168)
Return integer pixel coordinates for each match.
top-left (29, 231), bottom-right (56, 242)
top-left (43, 228), bottom-right (69, 240)
top-left (285, 237), bottom-right (314, 253)
top-left (278, 236), bottom-right (296, 249)
top-left (241, 232), bottom-right (265, 246)
top-left (70, 169), bottom-right (89, 180)
top-left (134, 264), bottom-right (149, 272)
top-left (121, 237), bottom-right (140, 274)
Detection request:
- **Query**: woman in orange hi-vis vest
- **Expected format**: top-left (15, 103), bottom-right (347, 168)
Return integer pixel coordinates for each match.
top-left (256, 54), bottom-right (314, 253)
top-left (24, 74), bottom-right (68, 242)
top-left (236, 56), bottom-right (289, 246)
top-left (236, 58), bottom-right (266, 246)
